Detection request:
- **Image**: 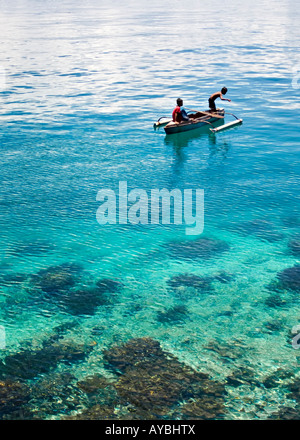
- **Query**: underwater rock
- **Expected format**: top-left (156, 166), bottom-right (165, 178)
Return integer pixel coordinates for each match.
top-left (281, 215), bottom-right (300, 228)
top-left (28, 372), bottom-right (83, 418)
top-left (60, 278), bottom-right (123, 316)
top-left (165, 237), bottom-right (230, 260)
top-left (226, 367), bottom-right (259, 388)
top-left (276, 265), bottom-right (300, 292)
top-left (0, 379), bottom-right (31, 418)
top-left (0, 338), bottom-right (93, 381)
top-left (62, 286), bottom-right (113, 316)
top-left (262, 369), bottom-right (294, 389)
top-left (104, 337), bottom-right (226, 416)
top-left (65, 403), bottom-right (117, 420)
top-left (31, 263), bottom-right (81, 294)
top-left (268, 406), bottom-right (300, 420)
top-left (77, 374), bottom-right (113, 394)
top-left (287, 378), bottom-right (300, 403)
top-left (288, 238), bottom-right (300, 256)
top-left (77, 374), bottom-right (118, 407)
top-left (167, 273), bottom-right (214, 293)
top-left (180, 395), bottom-right (225, 419)
top-left (157, 305), bottom-right (188, 324)
top-left (265, 293), bottom-right (288, 308)
top-left (264, 318), bottom-right (285, 333)
top-left (236, 219), bottom-right (284, 242)
top-left (115, 365), bottom-right (182, 414)
top-left (114, 358), bottom-right (225, 416)
top-left (204, 338), bottom-right (250, 361)
top-left (103, 337), bottom-right (164, 374)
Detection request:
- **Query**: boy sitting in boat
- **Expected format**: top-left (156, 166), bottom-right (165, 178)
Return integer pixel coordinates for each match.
top-left (172, 98), bottom-right (190, 124)
top-left (208, 87), bottom-right (231, 112)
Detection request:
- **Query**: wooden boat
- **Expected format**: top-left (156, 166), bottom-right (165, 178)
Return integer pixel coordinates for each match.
top-left (163, 109), bottom-right (225, 135)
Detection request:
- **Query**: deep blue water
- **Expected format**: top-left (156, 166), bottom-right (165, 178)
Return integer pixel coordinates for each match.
top-left (0, 0), bottom-right (299, 420)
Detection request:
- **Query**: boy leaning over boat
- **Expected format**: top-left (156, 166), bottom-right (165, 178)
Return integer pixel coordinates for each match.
top-left (208, 87), bottom-right (231, 112)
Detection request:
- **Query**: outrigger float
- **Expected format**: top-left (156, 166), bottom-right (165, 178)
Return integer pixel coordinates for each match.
top-left (154, 109), bottom-right (243, 135)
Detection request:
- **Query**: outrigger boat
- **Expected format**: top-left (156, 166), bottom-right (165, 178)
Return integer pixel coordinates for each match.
top-left (154, 109), bottom-right (242, 135)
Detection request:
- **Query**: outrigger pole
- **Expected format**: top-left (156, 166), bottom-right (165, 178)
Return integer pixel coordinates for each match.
top-left (210, 112), bottom-right (243, 133)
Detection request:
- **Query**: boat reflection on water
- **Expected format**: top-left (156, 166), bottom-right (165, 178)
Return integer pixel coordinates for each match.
top-left (163, 118), bottom-right (224, 149)
top-left (163, 119), bottom-right (232, 169)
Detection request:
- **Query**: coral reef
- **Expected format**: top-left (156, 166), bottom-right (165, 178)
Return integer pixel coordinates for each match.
top-left (276, 265), bottom-right (300, 292)
top-left (268, 407), bottom-right (300, 420)
top-left (61, 278), bottom-right (123, 316)
top-left (31, 263), bottom-right (82, 294)
top-left (262, 369), bottom-right (294, 389)
top-left (27, 372), bottom-right (83, 418)
top-left (265, 293), bottom-right (288, 308)
top-left (0, 337), bottom-right (93, 381)
top-left (180, 395), bottom-right (225, 419)
top-left (61, 286), bottom-right (113, 316)
top-left (77, 373), bottom-right (118, 406)
top-left (268, 377), bottom-right (300, 420)
top-left (156, 305), bottom-right (188, 324)
top-left (104, 337), bottom-right (226, 418)
top-left (0, 379), bottom-right (31, 418)
top-left (226, 367), bottom-right (260, 388)
top-left (65, 403), bottom-right (117, 420)
top-left (236, 219), bottom-right (284, 242)
top-left (165, 237), bottom-right (230, 260)
top-left (167, 273), bottom-right (214, 293)
top-left (103, 337), bottom-right (163, 373)
top-left (288, 238), bottom-right (300, 256)
top-left (204, 338), bottom-right (251, 362)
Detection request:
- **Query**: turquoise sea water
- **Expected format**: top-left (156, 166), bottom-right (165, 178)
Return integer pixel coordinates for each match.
top-left (0, 0), bottom-right (299, 420)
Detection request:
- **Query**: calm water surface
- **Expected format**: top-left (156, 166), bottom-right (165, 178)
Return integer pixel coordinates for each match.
top-left (0, 0), bottom-right (299, 420)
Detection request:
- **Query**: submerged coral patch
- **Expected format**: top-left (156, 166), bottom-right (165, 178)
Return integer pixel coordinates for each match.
top-left (0, 379), bottom-right (31, 418)
top-left (61, 286), bottom-right (114, 316)
top-left (165, 237), bottom-right (230, 260)
top-left (180, 395), bottom-right (225, 419)
top-left (265, 293), bottom-right (288, 308)
top-left (59, 278), bottom-right (123, 316)
top-left (276, 265), bottom-right (300, 292)
top-left (28, 372), bottom-right (82, 418)
top-left (167, 273), bottom-right (214, 292)
top-left (0, 336), bottom-right (94, 381)
top-left (235, 219), bottom-right (284, 242)
top-left (103, 337), bottom-right (226, 417)
top-left (103, 337), bottom-right (163, 374)
top-left (31, 263), bottom-right (82, 294)
top-left (288, 238), bottom-right (300, 256)
top-left (156, 305), bottom-right (188, 324)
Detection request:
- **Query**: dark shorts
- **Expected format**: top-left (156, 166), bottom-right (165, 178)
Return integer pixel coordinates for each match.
top-left (208, 98), bottom-right (216, 111)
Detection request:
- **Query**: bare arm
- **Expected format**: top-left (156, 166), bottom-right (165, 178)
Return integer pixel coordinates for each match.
top-left (220, 93), bottom-right (231, 102)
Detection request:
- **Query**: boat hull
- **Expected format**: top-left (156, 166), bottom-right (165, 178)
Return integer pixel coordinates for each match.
top-left (164, 109), bottom-right (225, 135)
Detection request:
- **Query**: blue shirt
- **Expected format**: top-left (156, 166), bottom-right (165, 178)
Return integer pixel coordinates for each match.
top-left (180, 107), bottom-right (189, 121)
